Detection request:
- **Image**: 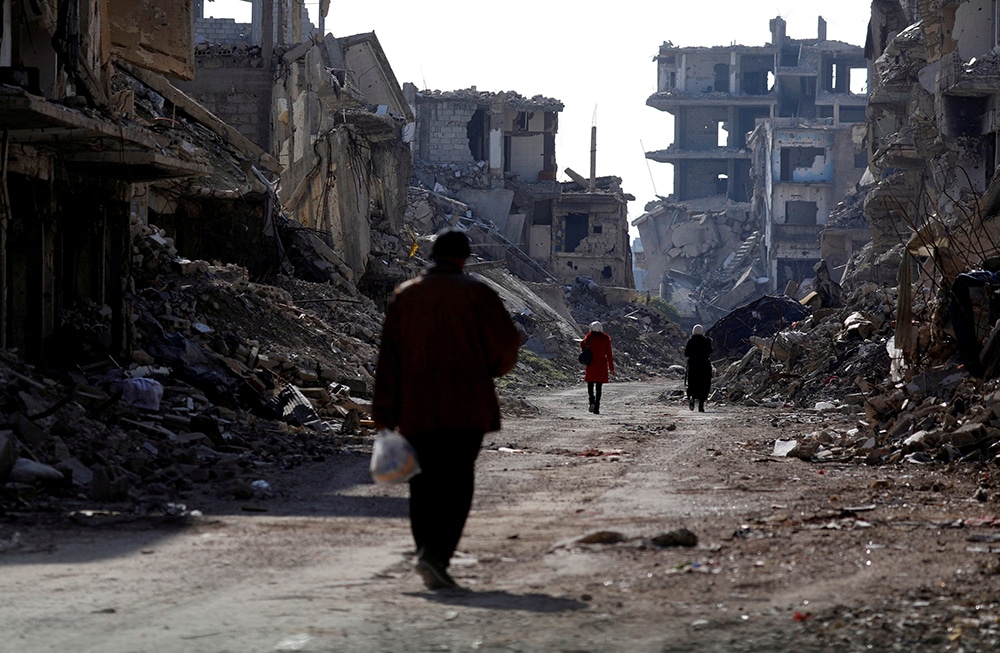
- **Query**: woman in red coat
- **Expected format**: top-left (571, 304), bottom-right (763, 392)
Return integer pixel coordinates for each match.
top-left (581, 321), bottom-right (615, 414)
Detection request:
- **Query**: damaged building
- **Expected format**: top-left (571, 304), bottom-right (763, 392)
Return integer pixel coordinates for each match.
top-left (0, 0), bottom-right (420, 365)
top-left (405, 86), bottom-right (634, 289)
top-left (747, 116), bottom-right (868, 295)
top-left (175, 1), bottom-right (413, 294)
top-left (0, 0), bottom-right (228, 361)
top-left (635, 16), bottom-right (868, 326)
top-left (863, 0), bottom-right (1000, 378)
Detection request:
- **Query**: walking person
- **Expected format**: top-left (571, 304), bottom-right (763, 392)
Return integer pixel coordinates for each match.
top-left (684, 324), bottom-right (713, 412)
top-left (581, 321), bottom-right (615, 414)
top-left (372, 229), bottom-right (521, 590)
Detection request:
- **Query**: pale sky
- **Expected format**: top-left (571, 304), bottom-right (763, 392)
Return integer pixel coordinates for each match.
top-left (207, 0), bottom-right (874, 238)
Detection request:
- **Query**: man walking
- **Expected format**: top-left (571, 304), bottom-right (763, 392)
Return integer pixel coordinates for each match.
top-left (372, 229), bottom-right (521, 590)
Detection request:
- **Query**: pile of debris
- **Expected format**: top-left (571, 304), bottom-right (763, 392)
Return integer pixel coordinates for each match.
top-left (710, 246), bottom-right (1000, 468)
top-left (0, 194), bottom-right (688, 514)
top-left (0, 220), bottom-right (389, 513)
top-left (412, 160), bottom-right (492, 196)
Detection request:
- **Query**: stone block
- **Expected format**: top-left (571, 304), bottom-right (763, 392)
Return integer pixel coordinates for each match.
top-left (945, 422), bottom-right (986, 449)
top-left (90, 465), bottom-right (130, 501)
top-left (13, 413), bottom-right (47, 446)
top-left (0, 430), bottom-right (17, 482)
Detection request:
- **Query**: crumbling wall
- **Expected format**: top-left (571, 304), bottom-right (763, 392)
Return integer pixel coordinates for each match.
top-left (550, 195), bottom-right (634, 288)
top-left (677, 161), bottom-right (730, 200)
top-left (310, 127), bottom-right (411, 275)
top-left (414, 99), bottom-right (480, 164)
top-left (178, 53), bottom-right (272, 148)
top-left (678, 106), bottom-right (730, 150)
top-left (678, 51), bottom-right (733, 93)
top-left (194, 16), bottom-right (252, 45)
top-left (110, 0), bottom-right (195, 79)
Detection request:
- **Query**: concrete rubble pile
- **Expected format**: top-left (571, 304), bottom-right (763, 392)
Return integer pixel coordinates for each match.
top-left (712, 240), bottom-right (1000, 470)
top-left (0, 220), bottom-right (389, 512)
top-left (634, 198), bottom-right (763, 327)
top-left (0, 178), bottom-right (686, 513)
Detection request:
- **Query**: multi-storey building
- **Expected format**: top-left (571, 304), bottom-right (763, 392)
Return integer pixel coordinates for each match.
top-left (405, 86), bottom-right (634, 289)
top-left (636, 16), bottom-right (868, 324)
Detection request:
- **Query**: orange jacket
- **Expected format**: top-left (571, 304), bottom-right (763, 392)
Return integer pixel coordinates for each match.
top-left (372, 263), bottom-right (521, 436)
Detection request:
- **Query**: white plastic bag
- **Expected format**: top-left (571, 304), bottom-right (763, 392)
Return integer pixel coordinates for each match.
top-left (119, 377), bottom-right (164, 410)
top-left (370, 429), bottom-right (421, 485)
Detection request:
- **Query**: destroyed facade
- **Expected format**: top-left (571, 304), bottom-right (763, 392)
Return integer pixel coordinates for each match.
top-left (405, 86), bottom-right (635, 289)
top-left (179, 2), bottom-right (413, 291)
top-left (635, 16), bottom-right (868, 326)
top-left (863, 0), bottom-right (1000, 377)
top-left (0, 0), bottom-right (220, 361)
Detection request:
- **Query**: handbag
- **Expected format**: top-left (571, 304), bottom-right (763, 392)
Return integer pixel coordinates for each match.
top-left (370, 429), bottom-right (421, 484)
top-left (578, 346), bottom-right (593, 365)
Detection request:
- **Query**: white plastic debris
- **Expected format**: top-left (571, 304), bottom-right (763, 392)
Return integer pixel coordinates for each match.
top-left (772, 439), bottom-right (799, 457)
top-left (119, 377), bottom-right (164, 411)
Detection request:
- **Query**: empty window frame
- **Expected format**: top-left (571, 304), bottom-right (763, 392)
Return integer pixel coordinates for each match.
top-left (780, 147), bottom-right (826, 182)
top-left (564, 213), bottom-right (589, 252)
top-left (785, 200), bottom-right (818, 225)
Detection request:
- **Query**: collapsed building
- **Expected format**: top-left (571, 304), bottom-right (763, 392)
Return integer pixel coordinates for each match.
top-left (635, 16), bottom-right (869, 327)
top-left (0, 0), bottom-right (258, 362)
top-left (707, 0), bottom-right (1000, 471)
top-left (176, 2), bottom-right (413, 295)
top-left (863, 0), bottom-right (1000, 378)
top-left (405, 86), bottom-right (635, 290)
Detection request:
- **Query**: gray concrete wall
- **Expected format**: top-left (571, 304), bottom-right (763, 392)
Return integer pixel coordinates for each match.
top-left (176, 60), bottom-right (272, 150)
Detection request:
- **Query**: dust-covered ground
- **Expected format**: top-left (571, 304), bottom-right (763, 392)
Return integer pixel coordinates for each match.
top-left (2, 381), bottom-right (999, 652)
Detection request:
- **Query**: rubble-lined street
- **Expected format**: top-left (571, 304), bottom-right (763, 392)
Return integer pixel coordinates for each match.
top-left (4, 2), bottom-right (1000, 651)
top-left (3, 382), bottom-right (1000, 652)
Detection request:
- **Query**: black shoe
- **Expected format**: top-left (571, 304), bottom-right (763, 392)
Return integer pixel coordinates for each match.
top-left (593, 404), bottom-right (600, 415)
top-left (688, 398), bottom-right (695, 411)
top-left (416, 557), bottom-right (458, 590)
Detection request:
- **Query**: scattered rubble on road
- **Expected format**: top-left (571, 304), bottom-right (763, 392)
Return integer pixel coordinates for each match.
top-left (0, 197), bottom-right (681, 515)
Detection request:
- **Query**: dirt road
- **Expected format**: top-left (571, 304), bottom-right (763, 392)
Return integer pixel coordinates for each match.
top-left (3, 381), bottom-right (999, 652)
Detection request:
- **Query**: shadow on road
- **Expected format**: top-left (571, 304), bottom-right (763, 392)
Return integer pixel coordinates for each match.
top-left (409, 589), bottom-right (589, 613)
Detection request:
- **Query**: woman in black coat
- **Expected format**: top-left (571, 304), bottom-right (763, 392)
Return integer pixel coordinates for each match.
top-left (684, 324), bottom-right (713, 412)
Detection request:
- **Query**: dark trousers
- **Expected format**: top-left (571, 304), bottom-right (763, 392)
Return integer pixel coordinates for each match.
top-left (407, 429), bottom-right (484, 568)
top-left (588, 382), bottom-right (603, 407)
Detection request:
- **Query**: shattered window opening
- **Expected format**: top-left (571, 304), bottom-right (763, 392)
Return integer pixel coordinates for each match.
top-left (533, 200), bottom-right (552, 226)
top-left (716, 174), bottom-right (729, 196)
top-left (780, 147), bottom-right (826, 182)
top-left (717, 121), bottom-right (729, 147)
top-left (780, 44), bottom-right (800, 67)
top-left (467, 108), bottom-right (488, 161)
top-left (785, 200), bottom-right (818, 226)
top-left (942, 95), bottom-right (987, 138)
top-left (714, 63), bottom-right (730, 93)
top-left (839, 106), bottom-right (866, 123)
top-left (564, 213), bottom-right (589, 253)
top-left (515, 111), bottom-right (532, 132)
top-left (850, 67), bottom-right (867, 94)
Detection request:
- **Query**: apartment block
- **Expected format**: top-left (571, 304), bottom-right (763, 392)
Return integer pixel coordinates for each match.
top-left (635, 16), bottom-right (868, 326)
